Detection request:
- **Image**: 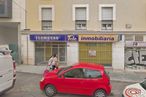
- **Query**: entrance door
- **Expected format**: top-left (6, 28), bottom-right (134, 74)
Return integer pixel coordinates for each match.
top-left (35, 42), bottom-right (44, 65)
top-left (52, 44), bottom-right (66, 65)
top-left (35, 48), bottom-right (44, 64)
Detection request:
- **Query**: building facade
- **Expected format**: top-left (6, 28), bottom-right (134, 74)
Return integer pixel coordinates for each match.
top-left (22, 0), bottom-right (146, 71)
top-left (0, 0), bottom-right (25, 63)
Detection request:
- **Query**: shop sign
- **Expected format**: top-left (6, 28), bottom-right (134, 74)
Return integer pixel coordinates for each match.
top-left (79, 34), bottom-right (118, 42)
top-left (30, 34), bottom-right (66, 42)
top-left (126, 41), bottom-right (146, 47)
top-left (67, 34), bottom-right (78, 41)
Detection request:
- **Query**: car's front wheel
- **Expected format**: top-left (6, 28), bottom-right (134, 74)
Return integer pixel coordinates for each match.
top-left (93, 89), bottom-right (107, 97)
top-left (44, 84), bottom-right (57, 97)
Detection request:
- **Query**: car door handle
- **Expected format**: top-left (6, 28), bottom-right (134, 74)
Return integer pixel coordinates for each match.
top-left (0, 75), bottom-right (3, 77)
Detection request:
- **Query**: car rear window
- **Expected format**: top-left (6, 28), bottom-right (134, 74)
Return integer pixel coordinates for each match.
top-left (104, 70), bottom-right (110, 78)
top-left (84, 69), bottom-right (102, 78)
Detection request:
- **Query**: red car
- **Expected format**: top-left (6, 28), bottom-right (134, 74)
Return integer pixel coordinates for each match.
top-left (40, 62), bottom-right (112, 97)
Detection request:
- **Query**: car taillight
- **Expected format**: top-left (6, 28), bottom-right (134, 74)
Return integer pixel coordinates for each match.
top-left (13, 60), bottom-right (16, 78)
top-left (104, 70), bottom-right (110, 85)
top-left (13, 61), bottom-right (16, 70)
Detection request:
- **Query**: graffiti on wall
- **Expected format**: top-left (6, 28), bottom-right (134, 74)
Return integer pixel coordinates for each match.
top-left (125, 49), bottom-right (146, 69)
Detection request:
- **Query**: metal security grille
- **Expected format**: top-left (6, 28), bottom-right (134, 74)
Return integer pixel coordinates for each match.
top-left (35, 42), bottom-right (67, 65)
top-left (125, 47), bottom-right (146, 70)
top-left (79, 43), bottom-right (112, 66)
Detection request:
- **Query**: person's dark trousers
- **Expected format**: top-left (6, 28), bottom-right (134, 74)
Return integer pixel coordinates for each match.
top-left (52, 65), bottom-right (56, 70)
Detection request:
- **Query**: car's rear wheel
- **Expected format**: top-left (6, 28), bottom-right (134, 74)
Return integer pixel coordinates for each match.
top-left (93, 89), bottom-right (107, 97)
top-left (44, 84), bottom-right (57, 97)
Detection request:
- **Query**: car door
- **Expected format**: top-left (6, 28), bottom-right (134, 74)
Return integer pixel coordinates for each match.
top-left (0, 53), bottom-right (13, 92)
top-left (81, 68), bottom-right (103, 95)
top-left (57, 68), bottom-right (85, 94)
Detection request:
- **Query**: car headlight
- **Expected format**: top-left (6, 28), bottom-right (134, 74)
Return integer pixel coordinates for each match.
top-left (40, 77), bottom-right (44, 82)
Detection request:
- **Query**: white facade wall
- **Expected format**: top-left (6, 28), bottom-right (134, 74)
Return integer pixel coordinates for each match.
top-left (13, 0), bottom-right (26, 30)
top-left (21, 35), bottom-right (27, 64)
top-left (21, 35), bottom-right (35, 65)
top-left (143, 35), bottom-right (146, 42)
top-left (112, 40), bottom-right (125, 70)
top-left (27, 36), bottom-right (35, 65)
top-left (67, 42), bottom-right (79, 66)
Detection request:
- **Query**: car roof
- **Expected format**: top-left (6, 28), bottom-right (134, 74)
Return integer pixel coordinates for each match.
top-left (72, 62), bottom-right (104, 71)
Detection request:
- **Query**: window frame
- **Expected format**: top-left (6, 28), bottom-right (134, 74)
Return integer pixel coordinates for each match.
top-left (99, 4), bottom-right (116, 21)
top-left (72, 4), bottom-right (89, 21)
top-left (135, 35), bottom-right (143, 41)
top-left (75, 20), bottom-right (87, 30)
top-left (101, 20), bottom-right (113, 31)
top-left (42, 20), bottom-right (52, 30)
top-left (39, 5), bottom-right (54, 31)
top-left (39, 5), bottom-right (55, 21)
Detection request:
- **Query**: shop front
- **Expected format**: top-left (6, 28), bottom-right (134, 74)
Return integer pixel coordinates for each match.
top-left (78, 34), bottom-right (118, 66)
top-left (30, 34), bottom-right (67, 65)
top-left (125, 41), bottom-right (146, 70)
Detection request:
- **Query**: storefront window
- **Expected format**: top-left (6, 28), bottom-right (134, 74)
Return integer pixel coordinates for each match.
top-left (35, 42), bottom-right (67, 65)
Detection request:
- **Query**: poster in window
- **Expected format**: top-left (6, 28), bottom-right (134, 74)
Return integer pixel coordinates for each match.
top-left (88, 49), bottom-right (96, 57)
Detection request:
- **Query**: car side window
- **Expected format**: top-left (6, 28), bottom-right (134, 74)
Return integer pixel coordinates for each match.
top-left (64, 68), bottom-right (84, 78)
top-left (84, 69), bottom-right (102, 78)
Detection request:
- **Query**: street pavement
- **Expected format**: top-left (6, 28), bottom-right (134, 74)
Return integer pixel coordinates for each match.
top-left (1, 72), bottom-right (134, 97)
top-left (16, 64), bottom-right (146, 83)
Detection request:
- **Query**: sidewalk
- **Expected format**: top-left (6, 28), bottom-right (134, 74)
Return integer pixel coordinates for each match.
top-left (16, 64), bottom-right (146, 83)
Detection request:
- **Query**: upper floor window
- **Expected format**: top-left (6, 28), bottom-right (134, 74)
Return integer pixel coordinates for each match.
top-left (99, 4), bottom-right (116, 31)
top-left (102, 20), bottom-right (113, 30)
top-left (0, 0), bottom-right (12, 18)
top-left (125, 35), bottom-right (143, 41)
top-left (75, 7), bottom-right (87, 30)
top-left (73, 4), bottom-right (89, 30)
top-left (135, 35), bottom-right (143, 41)
top-left (41, 8), bottom-right (52, 30)
top-left (125, 35), bottom-right (134, 41)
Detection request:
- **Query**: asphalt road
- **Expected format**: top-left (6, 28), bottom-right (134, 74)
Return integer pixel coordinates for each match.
top-left (1, 72), bottom-right (135, 97)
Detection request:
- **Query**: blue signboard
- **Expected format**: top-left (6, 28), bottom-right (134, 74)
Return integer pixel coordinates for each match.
top-left (30, 34), bottom-right (66, 42)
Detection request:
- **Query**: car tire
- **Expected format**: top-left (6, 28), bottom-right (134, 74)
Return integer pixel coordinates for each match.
top-left (93, 89), bottom-right (107, 97)
top-left (44, 84), bottom-right (57, 97)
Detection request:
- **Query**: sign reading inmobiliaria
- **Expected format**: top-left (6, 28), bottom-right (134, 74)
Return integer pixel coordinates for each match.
top-left (79, 34), bottom-right (118, 42)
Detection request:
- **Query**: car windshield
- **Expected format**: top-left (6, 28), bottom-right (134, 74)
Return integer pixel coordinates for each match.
top-left (140, 80), bottom-right (146, 90)
top-left (57, 66), bottom-right (72, 75)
